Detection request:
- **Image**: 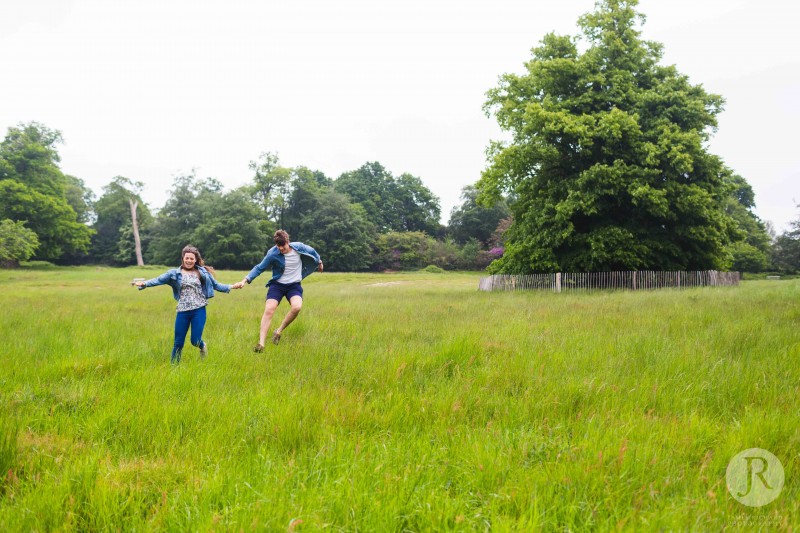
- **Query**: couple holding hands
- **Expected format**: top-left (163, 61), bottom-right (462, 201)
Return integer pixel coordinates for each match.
top-left (135, 230), bottom-right (323, 363)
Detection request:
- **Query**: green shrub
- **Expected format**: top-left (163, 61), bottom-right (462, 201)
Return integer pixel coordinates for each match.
top-left (20, 260), bottom-right (56, 269)
top-left (0, 219), bottom-right (40, 268)
top-left (373, 231), bottom-right (436, 270)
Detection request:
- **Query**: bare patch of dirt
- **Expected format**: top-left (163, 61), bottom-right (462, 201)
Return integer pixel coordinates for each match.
top-left (364, 281), bottom-right (409, 287)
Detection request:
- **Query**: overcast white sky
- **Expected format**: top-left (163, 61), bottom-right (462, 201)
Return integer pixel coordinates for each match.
top-left (1, 0), bottom-right (798, 230)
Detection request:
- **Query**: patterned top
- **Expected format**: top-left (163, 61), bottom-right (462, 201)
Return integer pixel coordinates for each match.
top-left (176, 272), bottom-right (207, 311)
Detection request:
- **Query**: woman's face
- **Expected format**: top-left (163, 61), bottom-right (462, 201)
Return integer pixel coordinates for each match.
top-left (182, 252), bottom-right (197, 269)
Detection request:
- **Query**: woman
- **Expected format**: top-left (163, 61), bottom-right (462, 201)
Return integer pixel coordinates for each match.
top-left (135, 245), bottom-right (240, 363)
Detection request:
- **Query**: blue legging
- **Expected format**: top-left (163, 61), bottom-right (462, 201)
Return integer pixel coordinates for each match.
top-left (172, 306), bottom-right (206, 363)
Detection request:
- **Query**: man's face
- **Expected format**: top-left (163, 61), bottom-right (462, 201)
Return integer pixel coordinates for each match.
top-left (277, 243), bottom-right (291, 254)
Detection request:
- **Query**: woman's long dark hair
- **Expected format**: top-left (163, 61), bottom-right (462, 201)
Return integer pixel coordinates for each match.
top-left (181, 245), bottom-right (216, 275)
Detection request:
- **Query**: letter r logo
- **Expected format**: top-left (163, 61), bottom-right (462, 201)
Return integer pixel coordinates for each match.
top-left (737, 456), bottom-right (772, 497)
top-left (727, 448), bottom-right (784, 507)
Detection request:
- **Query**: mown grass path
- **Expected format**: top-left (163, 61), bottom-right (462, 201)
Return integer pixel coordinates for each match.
top-left (0, 266), bottom-right (797, 531)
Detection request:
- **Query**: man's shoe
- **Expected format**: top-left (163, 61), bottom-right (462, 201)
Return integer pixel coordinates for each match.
top-left (272, 331), bottom-right (282, 345)
top-left (199, 342), bottom-right (208, 359)
top-left (253, 344), bottom-right (264, 353)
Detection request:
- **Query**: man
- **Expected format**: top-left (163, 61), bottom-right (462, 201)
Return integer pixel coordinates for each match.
top-left (234, 230), bottom-right (323, 351)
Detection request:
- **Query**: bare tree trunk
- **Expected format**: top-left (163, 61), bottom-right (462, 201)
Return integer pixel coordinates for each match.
top-left (129, 198), bottom-right (144, 267)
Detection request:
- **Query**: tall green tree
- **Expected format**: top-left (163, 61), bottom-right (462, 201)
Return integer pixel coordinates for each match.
top-left (0, 123), bottom-right (92, 261)
top-left (92, 176), bottom-right (152, 265)
top-left (478, 0), bottom-right (737, 273)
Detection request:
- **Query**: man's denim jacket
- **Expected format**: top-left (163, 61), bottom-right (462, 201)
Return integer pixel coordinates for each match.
top-left (245, 242), bottom-right (321, 286)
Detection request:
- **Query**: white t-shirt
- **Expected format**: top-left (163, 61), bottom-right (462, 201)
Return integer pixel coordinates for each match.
top-left (277, 249), bottom-right (302, 284)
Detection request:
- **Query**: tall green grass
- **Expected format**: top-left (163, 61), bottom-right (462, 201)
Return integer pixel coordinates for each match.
top-left (0, 266), bottom-right (797, 530)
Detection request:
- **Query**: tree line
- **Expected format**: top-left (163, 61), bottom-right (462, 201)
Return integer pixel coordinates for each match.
top-left (0, 122), bottom-right (511, 271)
top-left (0, 119), bottom-right (796, 273)
top-left (0, 115), bottom-right (798, 274)
top-left (2, 0), bottom-right (799, 274)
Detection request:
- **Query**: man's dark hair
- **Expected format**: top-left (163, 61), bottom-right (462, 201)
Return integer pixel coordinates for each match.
top-left (274, 230), bottom-right (290, 247)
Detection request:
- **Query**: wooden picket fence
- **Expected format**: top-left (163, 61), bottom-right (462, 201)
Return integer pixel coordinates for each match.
top-left (478, 270), bottom-right (739, 292)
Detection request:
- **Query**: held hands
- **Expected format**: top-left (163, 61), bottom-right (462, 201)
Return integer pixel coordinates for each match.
top-left (230, 264), bottom-right (321, 289)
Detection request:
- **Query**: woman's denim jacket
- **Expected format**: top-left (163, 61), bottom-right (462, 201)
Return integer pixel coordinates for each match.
top-left (245, 242), bottom-right (321, 286)
top-left (139, 266), bottom-right (231, 301)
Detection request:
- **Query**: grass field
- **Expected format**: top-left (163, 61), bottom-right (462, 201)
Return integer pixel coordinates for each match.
top-left (0, 266), bottom-right (797, 531)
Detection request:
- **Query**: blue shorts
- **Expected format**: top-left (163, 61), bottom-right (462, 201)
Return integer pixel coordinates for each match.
top-left (267, 281), bottom-right (303, 303)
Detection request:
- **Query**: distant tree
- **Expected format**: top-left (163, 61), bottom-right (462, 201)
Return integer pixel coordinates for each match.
top-left (0, 122), bottom-right (92, 261)
top-left (425, 238), bottom-right (461, 270)
top-left (64, 175), bottom-right (95, 224)
top-left (297, 191), bottom-right (376, 272)
top-left (448, 185), bottom-right (510, 245)
top-left (394, 172), bottom-right (442, 235)
top-left (92, 176), bottom-right (152, 265)
top-left (478, 0), bottom-right (737, 273)
top-left (487, 217), bottom-right (513, 250)
top-left (283, 166), bottom-right (333, 238)
top-left (454, 238), bottom-right (496, 270)
top-left (191, 186), bottom-right (268, 269)
top-left (115, 222), bottom-right (145, 265)
top-left (0, 180), bottom-right (91, 261)
top-left (722, 172), bottom-right (771, 272)
top-left (146, 174), bottom-right (219, 265)
top-left (727, 241), bottom-right (767, 273)
top-left (0, 219), bottom-right (39, 268)
top-left (771, 206), bottom-right (800, 273)
top-left (335, 162), bottom-right (400, 232)
top-left (763, 220), bottom-right (777, 242)
top-left (147, 174), bottom-right (267, 269)
top-left (335, 162), bottom-right (441, 234)
top-left (280, 168), bottom-right (376, 271)
top-left (0, 122), bottom-right (66, 197)
top-left (249, 152), bottom-right (292, 229)
top-left (47, 174), bottom-right (97, 265)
